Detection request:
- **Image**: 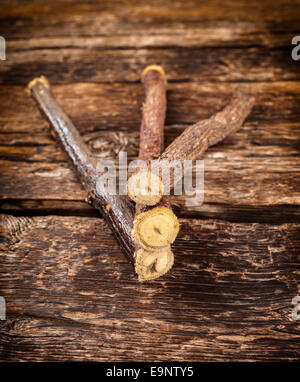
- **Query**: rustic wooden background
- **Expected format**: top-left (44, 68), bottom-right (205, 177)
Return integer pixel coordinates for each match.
top-left (0, 0), bottom-right (299, 361)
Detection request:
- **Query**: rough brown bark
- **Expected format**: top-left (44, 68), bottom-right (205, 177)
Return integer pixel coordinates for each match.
top-left (129, 66), bottom-right (179, 281)
top-left (28, 76), bottom-right (137, 265)
top-left (127, 65), bottom-right (166, 205)
top-left (132, 65), bottom-right (167, 216)
top-left (139, 65), bottom-right (166, 161)
top-left (161, 89), bottom-right (256, 161)
top-left (128, 89), bottom-right (256, 205)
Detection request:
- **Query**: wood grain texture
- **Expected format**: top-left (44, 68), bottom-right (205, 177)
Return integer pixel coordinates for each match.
top-left (0, 83), bottom-right (299, 210)
top-left (0, 0), bottom-right (299, 361)
top-left (0, 214), bottom-right (299, 361)
top-left (28, 78), bottom-right (139, 270)
top-left (0, 0), bottom-right (299, 48)
top-left (1, 82), bottom-right (300, 135)
top-left (1, 47), bottom-right (299, 85)
top-left (0, 120), bottom-right (299, 208)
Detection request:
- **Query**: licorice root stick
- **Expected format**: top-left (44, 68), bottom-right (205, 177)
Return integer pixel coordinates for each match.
top-left (28, 76), bottom-right (168, 281)
top-left (130, 66), bottom-right (179, 281)
top-left (127, 89), bottom-right (256, 206)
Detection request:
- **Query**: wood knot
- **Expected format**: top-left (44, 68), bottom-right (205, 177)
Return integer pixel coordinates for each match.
top-left (0, 214), bottom-right (33, 250)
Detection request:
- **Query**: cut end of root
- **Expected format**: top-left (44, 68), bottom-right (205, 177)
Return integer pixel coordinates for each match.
top-left (133, 206), bottom-right (179, 250)
top-left (28, 76), bottom-right (50, 91)
top-left (135, 247), bottom-right (174, 281)
top-left (141, 65), bottom-right (167, 84)
top-left (127, 171), bottom-right (164, 206)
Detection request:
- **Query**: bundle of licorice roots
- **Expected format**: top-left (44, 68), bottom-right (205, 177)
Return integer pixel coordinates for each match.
top-left (28, 66), bottom-right (255, 281)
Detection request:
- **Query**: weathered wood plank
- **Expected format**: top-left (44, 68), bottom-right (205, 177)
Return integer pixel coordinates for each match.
top-left (1, 121), bottom-right (299, 162)
top-left (1, 82), bottom-right (300, 135)
top-left (1, 47), bottom-right (299, 85)
top-left (2, 199), bottom-right (300, 224)
top-left (0, 0), bottom-right (299, 364)
top-left (2, 27), bottom-right (296, 48)
top-left (0, 82), bottom-right (299, 212)
top-left (1, 0), bottom-right (297, 22)
top-left (1, 156), bottom-right (299, 206)
top-left (0, 214), bottom-right (299, 361)
top-left (0, 0), bottom-right (298, 48)
top-left (0, 119), bottom-right (299, 209)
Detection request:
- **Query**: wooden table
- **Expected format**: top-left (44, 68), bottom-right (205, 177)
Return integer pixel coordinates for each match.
top-left (0, 0), bottom-right (299, 361)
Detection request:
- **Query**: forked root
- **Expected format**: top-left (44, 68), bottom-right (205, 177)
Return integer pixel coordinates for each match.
top-left (127, 89), bottom-right (255, 207)
top-left (134, 247), bottom-right (174, 282)
top-left (132, 206), bottom-right (179, 250)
